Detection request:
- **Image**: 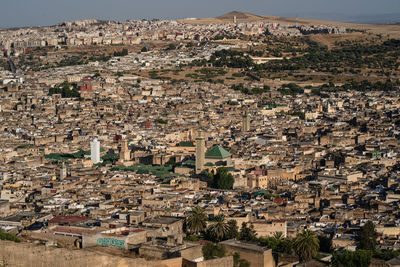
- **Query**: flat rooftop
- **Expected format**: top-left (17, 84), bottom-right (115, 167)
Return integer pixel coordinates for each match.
top-left (220, 239), bottom-right (269, 253)
top-left (143, 216), bottom-right (182, 225)
top-left (0, 212), bottom-right (50, 222)
top-left (49, 215), bottom-right (91, 225)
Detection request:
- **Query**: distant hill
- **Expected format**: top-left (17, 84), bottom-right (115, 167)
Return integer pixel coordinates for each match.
top-left (344, 14), bottom-right (400, 24)
top-left (216, 11), bottom-right (265, 21)
top-left (178, 11), bottom-right (272, 25)
top-left (178, 11), bottom-right (400, 38)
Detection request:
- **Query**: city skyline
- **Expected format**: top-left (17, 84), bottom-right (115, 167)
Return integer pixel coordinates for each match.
top-left (1, 0), bottom-right (400, 28)
top-left (0, 0), bottom-right (399, 265)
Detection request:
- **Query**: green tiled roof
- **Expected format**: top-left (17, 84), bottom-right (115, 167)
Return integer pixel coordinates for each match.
top-left (205, 145), bottom-right (231, 159)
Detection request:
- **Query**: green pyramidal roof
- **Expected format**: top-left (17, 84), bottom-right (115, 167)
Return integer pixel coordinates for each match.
top-left (205, 145), bottom-right (231, 159)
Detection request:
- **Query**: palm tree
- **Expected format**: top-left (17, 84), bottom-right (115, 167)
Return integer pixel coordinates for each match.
top-left (239, 222), bottom-right (257, 241)
top-left (186, 206), bottom-right (207, 234)
top-left (273, 232), bottom-right (284, 241)
top-left (293, 230), bottom-right (319, 263)
top-left (272, 231), bottom-right (293, 254)
top-left (208, 215), bottom-right (230, 242)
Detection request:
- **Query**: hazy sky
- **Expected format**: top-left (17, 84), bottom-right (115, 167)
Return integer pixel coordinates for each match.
top-left (1, 0), bottom-right (400, 28)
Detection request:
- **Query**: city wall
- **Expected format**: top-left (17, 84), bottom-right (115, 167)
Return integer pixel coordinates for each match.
top-left (0, 240), bottom-right (182, 267)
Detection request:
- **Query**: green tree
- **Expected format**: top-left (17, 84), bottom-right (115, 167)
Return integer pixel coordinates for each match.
top-left (273, 232), bottom-right (284, 241)
top-left (374, 249), bottom-right (400, 261)
top-left (239, 222), bottom-right (257, 242)
top-left (207, 215), bottom-right (230, 242)
top-left (48, 81), bottom-right (80, 98)
top-left (293, 230), bottom-right (319, 262)
top-left (226, 220), bottom-right (239, 239)
top-left (207, 167), bottom-right (234, 190)
top-left (258, 232), bottom-right (292, 254)
top-left (358, 221), bottom-right (377, 250)
top-left (272, 232), bottom-right (293, 253)
top-left (318, 235), bottom-right (332, 253)
top-left (101, 153), bottom-right (120, 165)
top-left (289, 111), bottom-right (305, 120)
top-left (206, 172), bottom-right (215, 187)
top-left (113, 48), bottom-right (129, 57)
top-left (0, 230), bottom-right (20, 243)
top-left (215, 168), bottom-right (234, 190)
top-left (155, 118), bottom-right (167, 124)
top-left (186, 206), bottom-right (207, 234)
top-left (202, 242), bottom-right (226, 260)
top-left (278, 83), bottom-right (304, 96)
top-left (331, 250), bottom-right (372, 267)
top-left (233, 252), bottom-right (250, 267)
top-left (168, 43), bottom-right (177, 50)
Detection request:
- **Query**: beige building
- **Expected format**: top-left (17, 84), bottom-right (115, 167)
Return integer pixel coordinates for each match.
top-left (252, 221), bottom-right (287, 238)
top-left (220, 240), bottom-right (275, 267)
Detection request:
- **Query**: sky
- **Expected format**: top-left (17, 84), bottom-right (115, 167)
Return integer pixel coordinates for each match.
top-left (1, 0), bottom-right (400, 28)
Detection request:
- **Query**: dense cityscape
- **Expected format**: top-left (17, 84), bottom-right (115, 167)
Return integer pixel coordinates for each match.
top-left (0, 10), bottom-right (400, 267)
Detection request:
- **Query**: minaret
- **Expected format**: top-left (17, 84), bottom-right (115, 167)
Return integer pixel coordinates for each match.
top-left (60, 163), bottom-right (66, 181)
top-left (195, 132), bottom-right (205, 174)
top-left (314, 191), bottom-right (320, 209)
top-left (120, 140), bottom-right (130, 162)
top-left (90, 138), bottom-right (101, 164)
top-left (242, 111), bottom-right (250, 132)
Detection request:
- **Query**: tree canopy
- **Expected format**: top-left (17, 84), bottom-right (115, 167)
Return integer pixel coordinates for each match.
top-left (258, 232), bottom-right (293, 254)
top-left (48, 81), bottom-right (80, 98)
top-left (293, 230), bottom-right (320, 262)
top-left (0, 230), bottom-right (20, 243)
top-left (207, 167), bottom-right (234, 190)
top-left (206, 215), bottom-right (230, 242)
top-left (358, 221), bottom-right (377, 250)
top-left (186, 206), bottom-right (207, 234)
top-left (238, 222), bottom-right (257, 242)
top-left (331, 250), bottom-right (373, 267)
top-left (202, 242), bottom-right (226, 260)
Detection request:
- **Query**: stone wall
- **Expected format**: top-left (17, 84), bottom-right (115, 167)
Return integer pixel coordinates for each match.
top-left (182, 256), bottom-right (233, 267)
top-left (82, 233), bottom-right (127, 250)
top-left (220, 240), bottom-right (275, 267)
top-left (0, 240), bottom-right (182, 267)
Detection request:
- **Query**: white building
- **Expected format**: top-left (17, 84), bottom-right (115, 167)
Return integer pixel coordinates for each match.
top-left (90, 138), bottom-right (101, 164)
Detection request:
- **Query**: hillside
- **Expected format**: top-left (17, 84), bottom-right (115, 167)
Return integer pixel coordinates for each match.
top-left (179, 11), bottom-right (400, 37)
top-left (216, 11), bottom-right (265, 22)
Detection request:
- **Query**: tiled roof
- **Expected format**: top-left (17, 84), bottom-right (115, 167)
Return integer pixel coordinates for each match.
top-left (205, 145), bottom-right (231, 159)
